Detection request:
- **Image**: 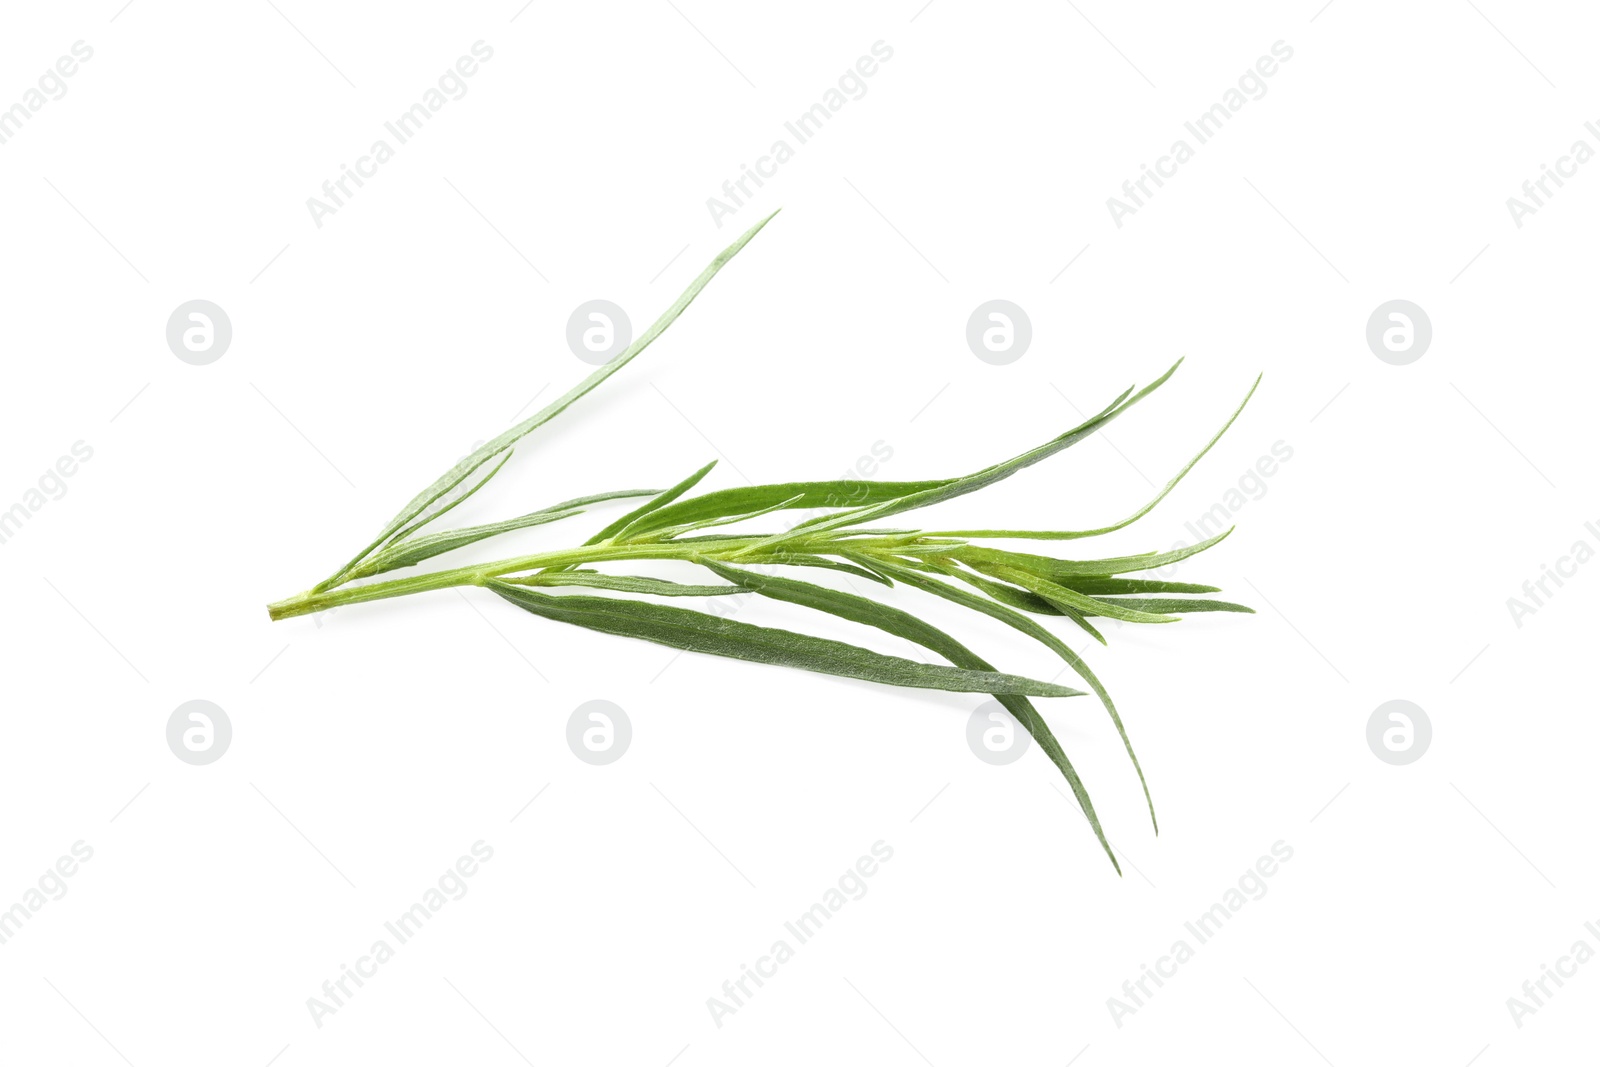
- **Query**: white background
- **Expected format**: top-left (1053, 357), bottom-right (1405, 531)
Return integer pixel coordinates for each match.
top-left (1, 1), bottom-right (1596, 1063)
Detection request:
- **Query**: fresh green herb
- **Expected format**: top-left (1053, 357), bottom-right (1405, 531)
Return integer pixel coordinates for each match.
top-left (267, 211), bottom-right (1259, 872)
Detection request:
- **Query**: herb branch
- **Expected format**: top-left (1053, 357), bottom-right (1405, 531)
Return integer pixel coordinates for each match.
top-left (267, 212), bottom-right (1259, 872)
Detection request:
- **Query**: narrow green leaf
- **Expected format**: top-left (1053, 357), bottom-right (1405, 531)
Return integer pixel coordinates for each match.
top-left (356, 489), bottom-right (657, 576)
top-left (621, 479), bottom-right (952, 539)
top-left (769, 552), bottom-right (895, 586)
top-left (694, 560), bottom-right (1018, 672)
top-left (1059, 577), bottom-right (1223, 595)
top-left (951, 528), bottom-right (1233, 579)
top-left (382, 449), bottom-right (516, 550)
top-left (319, 449), bottom-right (508, 591)
top-left (587, 460), bottom-right (718, 545)
top-left (930, 373), bottom-right (1262, 541)
top-left (978, 564), bottom-right (1181, 625)
top-left (644, 493), bottom-right (806, 540)
top-left (1084, 597), bottom-right (1254, 616)
top-left (698, 559), bottom-right (1116, 871)
top-left (925, 558), bottom-right (1107, 645)
top-left (869, 557), bottom-right (1159, 836)
top-left (320, 209), bottom-right (780, 589)
top-left (487, 581), bottom-right (1082, 698)
top-left (769, 360), bottom-right (1184, 543)
top-left (366, 508), bottom-right (582, 574)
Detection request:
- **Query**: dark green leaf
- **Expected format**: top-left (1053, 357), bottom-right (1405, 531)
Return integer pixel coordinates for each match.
top-left (488, 581), bottom-right (1083, 698)
top-left (698, 560), bottom-right (1116, 872)
top-left (869, 558), bottom-right (1158, 836)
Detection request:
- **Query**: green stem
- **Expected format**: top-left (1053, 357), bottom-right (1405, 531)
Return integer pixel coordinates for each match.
top-left (267, 532), bottom-right (924, 621)
top-left (268, 566), bottom-right (489, 620)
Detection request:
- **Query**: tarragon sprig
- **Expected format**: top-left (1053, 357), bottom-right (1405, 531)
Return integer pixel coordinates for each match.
top-left (267, 212), bottom-right (1259, 873)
